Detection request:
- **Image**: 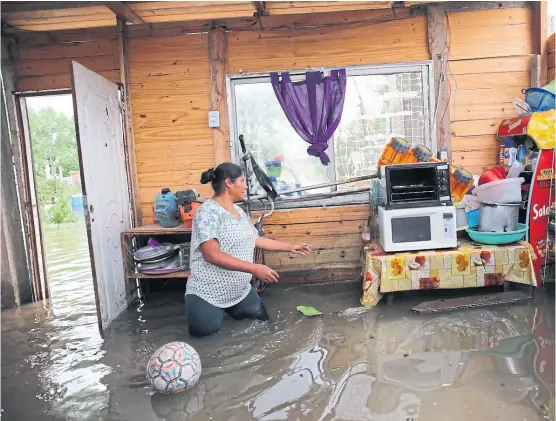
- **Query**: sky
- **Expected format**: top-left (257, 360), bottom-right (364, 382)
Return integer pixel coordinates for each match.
top-left (26, 94), bottom-right (74, 117)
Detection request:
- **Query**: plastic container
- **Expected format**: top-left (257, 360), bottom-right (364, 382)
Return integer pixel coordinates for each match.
top-left (412, 145), bottom-right (433, 162)
top-left (473, 177), bottom-right (524, 204)
top-left (377, 137), bottom-right (412, 166)
top-left (455, 202), bottom-right (469, 231)
top-left (264, 160), bottom-right (282, 178)
top-left (154, 188), bottom-right (179, 228)
top-left (517, 144), bottom-right (527, 162)
top-left (450, 167), bottom-right (474, 202)
top-left (466, 223), bottom-right (528, 245)
top-left (506, 161), bottom-right (525, 178)
top-left (504, 147), bottom-right (517, 166)
top-left (522, 88), bottom-right (556, 112)
top-left (179, 201), bottom-right (201, 229)
top-left (479, 202), bottom-right (520, 232)
top-left (467, 208), bottom-right (480, 228)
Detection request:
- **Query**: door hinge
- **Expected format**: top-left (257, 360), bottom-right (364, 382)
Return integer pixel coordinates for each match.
top-left (83, 195), bottom-right (91, 229)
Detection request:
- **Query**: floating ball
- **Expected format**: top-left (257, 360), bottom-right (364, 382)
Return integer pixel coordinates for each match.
top-left (147, 342), bottom-right (201, 394)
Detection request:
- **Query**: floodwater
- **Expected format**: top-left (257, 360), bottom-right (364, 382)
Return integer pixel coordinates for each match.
top-left (2, 223), bottom-right (555, 421)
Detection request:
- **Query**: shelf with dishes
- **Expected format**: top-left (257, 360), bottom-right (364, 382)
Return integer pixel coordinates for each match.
top-left (121, 227), bottom-right (192, 298)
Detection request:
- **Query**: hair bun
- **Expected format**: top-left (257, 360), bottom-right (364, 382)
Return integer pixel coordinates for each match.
top-left (200, 168), bottom-right (217, 184)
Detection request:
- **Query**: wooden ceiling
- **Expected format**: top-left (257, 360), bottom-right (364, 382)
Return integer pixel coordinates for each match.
top-left (1, 1), bottom-right (400, 31)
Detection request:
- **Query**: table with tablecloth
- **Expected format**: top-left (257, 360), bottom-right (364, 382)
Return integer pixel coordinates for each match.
top-left (360, 240), bottom-right (537, 307)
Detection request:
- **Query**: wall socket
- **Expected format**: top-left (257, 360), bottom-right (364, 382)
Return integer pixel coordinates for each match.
top-left (208, 111), bottom-right (220, 128)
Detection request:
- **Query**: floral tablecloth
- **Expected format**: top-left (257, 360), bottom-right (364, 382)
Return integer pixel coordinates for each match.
top-left (360, 240), bottom-right (537, 307)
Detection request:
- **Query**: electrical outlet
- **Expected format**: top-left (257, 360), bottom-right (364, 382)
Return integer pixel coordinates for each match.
top-left (208, 111), bottom-right (220, 128)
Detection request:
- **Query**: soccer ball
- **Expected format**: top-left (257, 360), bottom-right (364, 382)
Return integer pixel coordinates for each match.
top-left (147, 342), bottom-right (202, 394)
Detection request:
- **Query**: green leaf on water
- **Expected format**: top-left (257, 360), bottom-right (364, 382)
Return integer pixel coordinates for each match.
top-left (296, 306), bottom-right (323, 317)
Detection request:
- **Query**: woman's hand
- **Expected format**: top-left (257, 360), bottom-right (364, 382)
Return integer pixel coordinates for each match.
top-left (251, 264), bottom-right (279, 283)
top-left (290, 243), bottom-right (313, 256)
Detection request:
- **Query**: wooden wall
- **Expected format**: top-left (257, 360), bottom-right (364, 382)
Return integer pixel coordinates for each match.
top-left (8, 31), bottom-right (120, 92)
top-left (548, 33), bottom-right (555, 83)
top-left (448, 8), bottom-right (534, 175)
top-left (260, 205), bottom-right (370, 283)
top-left (127, 34), bottom-right (214, 222)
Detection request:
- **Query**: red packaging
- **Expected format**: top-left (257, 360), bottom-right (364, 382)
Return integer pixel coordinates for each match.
top-left (478, 166), bottom-right (507, 186)
top-left (526, 149), bottom-right (555, 283)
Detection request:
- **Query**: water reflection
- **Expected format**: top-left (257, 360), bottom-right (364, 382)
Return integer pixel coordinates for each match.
top-left (1, 224), bottom-right (554, 420)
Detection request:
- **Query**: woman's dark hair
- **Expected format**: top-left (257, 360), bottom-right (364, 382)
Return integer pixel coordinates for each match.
top-left (200, 162), bottom-right (243, 195)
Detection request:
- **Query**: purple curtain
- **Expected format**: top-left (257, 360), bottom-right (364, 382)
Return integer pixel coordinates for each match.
top-left (270, 69), bottom-right (347, 165)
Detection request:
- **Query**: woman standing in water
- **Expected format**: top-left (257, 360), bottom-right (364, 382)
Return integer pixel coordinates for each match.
top-left (186, 162), bottom-right (312, 337)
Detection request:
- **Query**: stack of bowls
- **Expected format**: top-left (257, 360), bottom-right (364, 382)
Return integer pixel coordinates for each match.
top-left (466, 177), bottom-right (527, 245)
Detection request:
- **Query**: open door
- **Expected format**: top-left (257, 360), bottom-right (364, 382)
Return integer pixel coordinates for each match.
top-left (71, 61), bottom-right (131, 331)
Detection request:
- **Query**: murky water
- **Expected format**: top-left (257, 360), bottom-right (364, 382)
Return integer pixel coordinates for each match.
top-left (2, 223), bottom-right (555, 420)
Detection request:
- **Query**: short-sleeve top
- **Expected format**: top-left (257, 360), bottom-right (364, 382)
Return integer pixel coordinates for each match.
top-left (186, 199), bottom-right (258, 308)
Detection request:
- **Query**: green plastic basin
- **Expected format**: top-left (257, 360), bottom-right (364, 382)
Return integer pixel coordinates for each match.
top-left (466, 223), bottom-right (528, 245)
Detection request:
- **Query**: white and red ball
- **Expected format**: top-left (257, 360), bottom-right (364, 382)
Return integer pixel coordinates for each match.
top-left (147, 342), bottom-right (201, 394)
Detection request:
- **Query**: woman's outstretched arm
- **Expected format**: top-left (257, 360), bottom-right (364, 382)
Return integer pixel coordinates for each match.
top-left (255, 237), bottom-right (312, 255)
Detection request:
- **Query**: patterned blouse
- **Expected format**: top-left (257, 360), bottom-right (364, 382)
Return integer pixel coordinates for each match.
top-left (186, 199), bottom-right (258, 308)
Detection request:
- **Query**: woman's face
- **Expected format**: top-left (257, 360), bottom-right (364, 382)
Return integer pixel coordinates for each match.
top-left (226, 175), bottom-right (246, 201)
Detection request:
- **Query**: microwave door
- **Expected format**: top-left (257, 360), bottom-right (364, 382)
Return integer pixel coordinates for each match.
top-left (391, 215), bottom-right (432, 244)
top-left (382, 208), bottom-right (450, 252)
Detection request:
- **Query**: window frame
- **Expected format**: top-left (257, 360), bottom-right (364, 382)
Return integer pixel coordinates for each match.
top-left (226, 61), bottom-right (436, 209)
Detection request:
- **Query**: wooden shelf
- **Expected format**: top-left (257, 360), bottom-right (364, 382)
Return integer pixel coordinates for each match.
top-left (127, 271), bottom-right (191, 279)
top-left (123, 224), bottom-right (192, 235)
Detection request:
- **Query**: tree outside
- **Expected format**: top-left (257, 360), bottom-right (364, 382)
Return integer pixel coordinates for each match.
top-left (27, 103), bottom-right (81, 226)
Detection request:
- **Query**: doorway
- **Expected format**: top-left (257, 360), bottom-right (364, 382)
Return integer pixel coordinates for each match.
top-left (22, 93), bottom-right (96, 317)
top-left (13, 61), bottom-right (134, 333)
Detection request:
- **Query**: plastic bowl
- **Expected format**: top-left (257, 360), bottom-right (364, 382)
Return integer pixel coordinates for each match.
top-left (466, 223), bottom-right (528, 245)
top-left (523, 87), bottom-right (556, 112)
top-left (467, 208), bottom-right (480, 228)
top-left (473, 177), bottom-right (524, 204)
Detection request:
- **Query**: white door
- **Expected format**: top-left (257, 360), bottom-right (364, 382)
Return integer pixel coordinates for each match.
top-left (71, 61), bottom-right (131, 331)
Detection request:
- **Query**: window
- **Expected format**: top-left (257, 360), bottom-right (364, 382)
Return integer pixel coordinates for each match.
top-left (228, 63), bottom-right (433, 202)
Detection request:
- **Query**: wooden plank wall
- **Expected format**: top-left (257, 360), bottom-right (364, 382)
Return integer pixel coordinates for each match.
top-left (448, 8), bottom-right (534, 175)
top-left (127, 34), bottom-right (214, 222)
top-left (260, 205), bottom-right (370, 283)
top-left (9, 34), bottom-right (120, 92)
top-left (548, 33), bottom-right (555, 83)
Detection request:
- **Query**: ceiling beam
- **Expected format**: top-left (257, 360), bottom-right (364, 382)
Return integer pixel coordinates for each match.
top-left (252, 1), bottom-right (267, 17)
top-left (0, 2), bottom-right (96, 13)
top-left (103, 2), bottom-right (144, 24)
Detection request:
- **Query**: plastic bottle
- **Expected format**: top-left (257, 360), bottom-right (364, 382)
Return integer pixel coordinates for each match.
top-left (450, 167), bottom-right (474, 202)
top-left (154, 188), bottom-right (179, 228)
top-left (411, 145), bottom-right (434, 162)
top-left (377, 137), bottom-right (412, 166)
top-left (517, 144), bottom-right (527, 163)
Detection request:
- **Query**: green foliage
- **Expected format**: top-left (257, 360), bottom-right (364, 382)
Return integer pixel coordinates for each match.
top-left (27, 105), bottom-right (81, 213)
top-left (47, 196), bottom-right (77, 228)
top-left (28, 106), bottom-right (78, 178)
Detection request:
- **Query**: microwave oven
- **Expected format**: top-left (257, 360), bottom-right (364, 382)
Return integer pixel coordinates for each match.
top-left (379, 162), bottom-right (452, 210)
top-left (378, 205), bottom-right (457, 252)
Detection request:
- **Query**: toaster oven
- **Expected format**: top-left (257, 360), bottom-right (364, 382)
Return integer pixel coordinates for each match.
top-left (379, 162), bottom-right (452, 209)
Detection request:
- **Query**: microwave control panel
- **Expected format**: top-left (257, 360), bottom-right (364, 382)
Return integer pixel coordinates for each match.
top-left (436, 165), bottom-right (451, 203)
top-left (442, 212), bottom-right (456, 239)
